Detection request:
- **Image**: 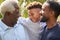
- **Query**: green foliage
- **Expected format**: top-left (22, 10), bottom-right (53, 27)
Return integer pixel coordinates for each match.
top-left (0, 0), bottom-right (3, 18)
top-left (58, 15), bottom-right (60, 21)
top-left (0, 14), bottom-right (2, 18)
top-left (0, 0), bottom-right (3, 4)
top-left (0, 0), bottom-right (60, 20)
top-left (22, 9), bottom-right (28, 18)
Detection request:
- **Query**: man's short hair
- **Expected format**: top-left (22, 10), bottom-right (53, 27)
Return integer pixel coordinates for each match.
top-left (27, 1), bottom-right (42, 10)
top-left (47, 1), bottom-right (60, 18)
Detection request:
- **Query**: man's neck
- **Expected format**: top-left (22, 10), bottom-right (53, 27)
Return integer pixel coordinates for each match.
top-left (2, 18), bottom-right (14, 27)
top-left (46, 18), bottom-right (57, 29)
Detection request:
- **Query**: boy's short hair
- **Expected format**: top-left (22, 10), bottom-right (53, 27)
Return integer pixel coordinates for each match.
top-left (27, 1), bottom-right (42, 10)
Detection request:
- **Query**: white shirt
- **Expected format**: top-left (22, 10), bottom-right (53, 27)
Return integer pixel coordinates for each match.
top-left (17, 17), bottom-right (46, 40)
top-left (0, 20), bottom-right (29, 40)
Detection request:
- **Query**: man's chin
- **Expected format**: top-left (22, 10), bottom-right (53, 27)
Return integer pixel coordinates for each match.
top-left (40, 17), bottom-right (47, 22)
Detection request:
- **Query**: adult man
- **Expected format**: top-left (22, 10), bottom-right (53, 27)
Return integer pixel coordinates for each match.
top-left (40, 1), bottom-right (60, 40)
top-left (0, 0), bottom-right (29, 40)
top-left (17, 1), bottom-right (46, 40)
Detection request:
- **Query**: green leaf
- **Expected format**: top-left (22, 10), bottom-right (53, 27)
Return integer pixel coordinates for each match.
top-left (0, 0), bottom-right (4, 4)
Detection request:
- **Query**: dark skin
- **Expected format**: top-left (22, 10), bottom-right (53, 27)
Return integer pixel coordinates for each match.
top-left (41, 2), bottom-right (57, 29)
top-left (2, 4), bottom-right (20, 27)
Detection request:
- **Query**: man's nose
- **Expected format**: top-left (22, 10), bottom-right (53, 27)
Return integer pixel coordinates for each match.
top-left (40, 10), bottom-right (44, 15)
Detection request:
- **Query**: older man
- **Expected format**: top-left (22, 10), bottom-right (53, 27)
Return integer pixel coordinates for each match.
top-left (40, 1), bottom-right (60, 40)
top-left (0, 0), bottom-right (29, 40)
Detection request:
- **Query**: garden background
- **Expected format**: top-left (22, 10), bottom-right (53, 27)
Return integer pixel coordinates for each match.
top-left (0, 0), bottom-right (60, 21)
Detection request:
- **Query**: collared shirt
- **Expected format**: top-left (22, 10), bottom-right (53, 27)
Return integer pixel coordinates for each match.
top-left (17, 17), bottom-right (46, 40)
top-left (0, 20), bottom-right (29, 40)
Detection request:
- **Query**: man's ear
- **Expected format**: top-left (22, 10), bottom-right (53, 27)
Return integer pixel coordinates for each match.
top-left (50, 11), bottom-right (55, 16)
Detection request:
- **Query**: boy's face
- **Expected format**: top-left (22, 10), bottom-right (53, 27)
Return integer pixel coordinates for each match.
top-left (28, 8), bottom-right (42, 23)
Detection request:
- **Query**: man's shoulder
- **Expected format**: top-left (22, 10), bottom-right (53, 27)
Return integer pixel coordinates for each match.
top-left (40, 22), bottom-right (46, 28)
top-left (18, 17), bottom-right (26, 21)
top-left (51, 24), bottom-right (60, 34)
top-left (47, 24), bottom-right (60, 40)
top-left (17, 17), bottom-right (31, 24)
top-left (0, 20), bottom-right (3, 29)
top-left (57, 24), bottom-right (60, 31)
top-left (58, 24), bottom-right (60, 27)
top-left (0, 20), bottom-right (4, 33)
top-left (56, 24), bottom-right (60, 29)
top-left (17, 17), bottom-right (26, 24)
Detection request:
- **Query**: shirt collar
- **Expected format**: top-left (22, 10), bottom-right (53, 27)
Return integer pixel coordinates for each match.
top-left (0, 20), bottom-right (10, 31)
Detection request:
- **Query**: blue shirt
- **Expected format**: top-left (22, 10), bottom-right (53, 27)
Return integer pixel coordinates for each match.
top-left (0, 20), bottom-right (29, 40)
top-left (40, 24), bottom-right (60, 40)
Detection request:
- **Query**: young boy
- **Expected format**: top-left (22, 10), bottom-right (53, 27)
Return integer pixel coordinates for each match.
top-left (17, 1), bottom-right (46, 40)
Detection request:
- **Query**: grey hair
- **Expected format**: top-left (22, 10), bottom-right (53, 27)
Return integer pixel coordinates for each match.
top-left (0, 0), bottom-right (18, 16)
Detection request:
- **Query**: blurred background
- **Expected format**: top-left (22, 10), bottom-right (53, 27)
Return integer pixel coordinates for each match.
top-left (0, 0), bottom-right (60, 21)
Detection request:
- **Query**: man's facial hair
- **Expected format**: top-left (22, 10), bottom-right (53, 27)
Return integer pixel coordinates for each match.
top-left (40, 16), bottom-right (47, 22)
